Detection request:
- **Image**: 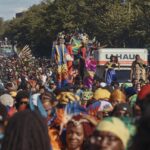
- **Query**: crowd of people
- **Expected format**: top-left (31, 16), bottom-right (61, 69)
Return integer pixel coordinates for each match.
top-left (0, 31), bottom-right (150, 150)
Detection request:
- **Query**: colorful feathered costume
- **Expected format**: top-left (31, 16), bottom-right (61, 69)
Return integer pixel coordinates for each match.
top-left (53, 44), bottom-right (68, 88)
top-left (83, 58), bottom-right (97, 88)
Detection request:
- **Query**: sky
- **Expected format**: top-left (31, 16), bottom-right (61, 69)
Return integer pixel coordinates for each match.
top-left (0, 0), bottom-right (43, 20)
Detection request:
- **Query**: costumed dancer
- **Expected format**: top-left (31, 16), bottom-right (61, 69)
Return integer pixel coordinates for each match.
top-left (65, 38), bottom-right (74, 84)
top-left (78, 42), bottom-right (87, 81)
top-left (105, 55), bottom-right (120, 85)
top-left (65, 115), bottom-right (95, 150)
top-left (83, 57), bottom-right (97, 88)
top-left (53, 38), bottom-right (68, 88)
top-left (131, 54), bottom-right (147, 82)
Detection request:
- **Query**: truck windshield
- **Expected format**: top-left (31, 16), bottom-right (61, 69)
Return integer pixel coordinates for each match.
top-left (116, 69), bottom-right (131, 83)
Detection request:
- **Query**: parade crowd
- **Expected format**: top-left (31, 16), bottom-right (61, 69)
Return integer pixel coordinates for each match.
top-left (0, 31), bottom-right (150, 150)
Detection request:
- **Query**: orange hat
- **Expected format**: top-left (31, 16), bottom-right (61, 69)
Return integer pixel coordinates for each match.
top-left (110, 89), bottom-right (126, 103)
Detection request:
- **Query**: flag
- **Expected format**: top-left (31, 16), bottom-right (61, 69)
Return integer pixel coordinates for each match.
top-left (71, 37), bottom-right (81, 54)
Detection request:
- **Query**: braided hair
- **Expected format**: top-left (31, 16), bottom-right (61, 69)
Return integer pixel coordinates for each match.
top-left (1, 110), bottom-right (50, 150)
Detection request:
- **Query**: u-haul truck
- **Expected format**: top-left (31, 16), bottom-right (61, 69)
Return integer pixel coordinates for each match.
top-left (94, 48), bottom-right (148, 82)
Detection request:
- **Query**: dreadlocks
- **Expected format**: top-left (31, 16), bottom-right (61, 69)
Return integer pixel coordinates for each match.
top-left (1, 110), bottom-right (50, 150)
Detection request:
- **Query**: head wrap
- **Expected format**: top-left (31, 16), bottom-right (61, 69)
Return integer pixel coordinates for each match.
top-left (56, 92), bottom-right (80, 104)
top-left (110, 89), bottom-right (126, 103)
top-left (65, 102), bottom-right (86, 115)
top-left (96, 117), bottom-right (130, 149)
top-left (67, 115), bottom-right (94, 138)
top-left (124, 87), bottom-right (136, 98)
top-left (87, 101), bottom-right (113, 117)
top-left (122, 83), bottom-right (132, 89)
top-left (0, 94), bottom-right (14, 107)
top-left (88, 100), bottom-right (113, 112)
top-left (129, 94), bottom-right (137, 108)
top-left (93, 88), bottom-right (111, 100)
top-left (138, 84), bottom-right (150, 100)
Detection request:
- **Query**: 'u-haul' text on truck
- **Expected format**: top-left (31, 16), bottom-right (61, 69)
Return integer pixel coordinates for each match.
top-left (94, 48), bottom-right (148, 82)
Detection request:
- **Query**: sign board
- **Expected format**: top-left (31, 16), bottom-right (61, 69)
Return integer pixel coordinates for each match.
top-left (94, 48), bottom-right (148, 66)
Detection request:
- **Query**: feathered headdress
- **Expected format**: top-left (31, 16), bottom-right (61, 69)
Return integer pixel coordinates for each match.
top-left (17, 45), bottom-right (32, 60)
top-left (59, 102), bottom-right (87, 134)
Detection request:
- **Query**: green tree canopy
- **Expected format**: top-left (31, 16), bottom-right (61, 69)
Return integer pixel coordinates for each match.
top-left (0, 0), bottom-right (150, 57)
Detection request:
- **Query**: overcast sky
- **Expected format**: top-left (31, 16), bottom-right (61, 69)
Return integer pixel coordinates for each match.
top-left (0, 0), bottom-right (43, 20)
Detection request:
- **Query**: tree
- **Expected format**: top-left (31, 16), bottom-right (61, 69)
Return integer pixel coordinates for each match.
top-left (2, 0), bottom-right (150, 57)
top-left (0, 17), bottom-right (9, 39)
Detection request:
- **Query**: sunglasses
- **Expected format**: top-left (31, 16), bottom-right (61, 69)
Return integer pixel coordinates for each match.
top-left (19, 101), bottom-right (29, 105)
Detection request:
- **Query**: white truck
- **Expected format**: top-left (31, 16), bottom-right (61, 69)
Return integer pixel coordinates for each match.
top-left (94, 48), bottom-right (148, 82)
top-left (0, 41), bottom-right (16, 57)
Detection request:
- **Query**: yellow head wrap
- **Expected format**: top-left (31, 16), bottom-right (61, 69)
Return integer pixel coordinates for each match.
top-left (96, 117), bottom-right (130, 149)
top-left (93, 88), bottom-right (111, 100)
top-left (56, 92), bottom-right (80, 104)
top-left (110, 89), bottom-right (126, 103)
